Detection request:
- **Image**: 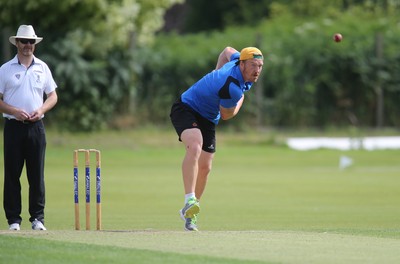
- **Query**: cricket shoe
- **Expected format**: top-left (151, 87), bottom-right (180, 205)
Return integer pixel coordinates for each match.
top-left (180, 197), bottom-right (200, 219)
top-left (183, 215), bottom-right (198, 231)
top-left (32, 219), bottom-right (47, 230)
top-left (179, 198), bottom-right (200, 231)
top-left (9, 223), bottom-right (20, 230)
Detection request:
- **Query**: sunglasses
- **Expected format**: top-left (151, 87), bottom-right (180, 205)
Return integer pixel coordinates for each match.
top-left (18, 39), bottom-right (36, 45)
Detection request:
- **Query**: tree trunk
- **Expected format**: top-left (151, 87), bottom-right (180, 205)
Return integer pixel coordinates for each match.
top-left (375, 32), bottom-right (384, 128)
top-left (2, 28), bottom-right (12, 62)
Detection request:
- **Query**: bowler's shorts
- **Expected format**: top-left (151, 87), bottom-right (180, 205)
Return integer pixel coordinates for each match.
top-left (170, 97), bottom-right (216, 153)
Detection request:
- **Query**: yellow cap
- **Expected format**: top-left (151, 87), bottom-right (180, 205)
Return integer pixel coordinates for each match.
top-left (239, 47), bottom-right (263, 61)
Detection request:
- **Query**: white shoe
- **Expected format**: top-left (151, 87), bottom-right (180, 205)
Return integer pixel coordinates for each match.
top-left (32, 219), bottom-right (47, 230)
top-left (9, 223), bottom-right (20, 230)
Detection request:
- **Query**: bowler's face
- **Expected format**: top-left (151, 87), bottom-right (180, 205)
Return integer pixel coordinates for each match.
top-left (240, 59), bottom-right (263, 82)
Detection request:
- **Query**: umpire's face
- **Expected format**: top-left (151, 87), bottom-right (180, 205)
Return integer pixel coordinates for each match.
top-left (16, 39), bottom-right (36, 57)
top-left (240, 58), bottom-right (263, 82)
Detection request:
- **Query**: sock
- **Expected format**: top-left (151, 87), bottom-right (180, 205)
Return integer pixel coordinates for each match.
top-left (184, 192), bottom-right (196, 204)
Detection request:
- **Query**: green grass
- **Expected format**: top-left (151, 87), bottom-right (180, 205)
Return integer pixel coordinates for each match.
top-left (0, 130), bottom-right (399, 263)
top-left (0, 234), bottom-right (265, 264)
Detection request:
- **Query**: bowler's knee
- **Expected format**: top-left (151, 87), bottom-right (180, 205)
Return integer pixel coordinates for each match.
top-left (185, 142), bottom-right (203, 160)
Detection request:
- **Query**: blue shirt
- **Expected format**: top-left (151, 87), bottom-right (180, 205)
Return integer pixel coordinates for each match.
top-left (181, 52), bottom-right (252, 124)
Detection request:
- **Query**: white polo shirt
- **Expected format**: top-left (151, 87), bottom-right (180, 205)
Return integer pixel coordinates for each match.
top-left (0, 55), bottom-right (57, 119)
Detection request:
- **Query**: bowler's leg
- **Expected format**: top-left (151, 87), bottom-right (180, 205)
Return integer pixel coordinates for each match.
top-left (195, 151), bottom-right (214, 200)
top-left (180, 128), bottom-right (203, 195)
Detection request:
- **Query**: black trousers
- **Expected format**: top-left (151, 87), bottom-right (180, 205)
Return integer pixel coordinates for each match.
top-left (3, 118), bottom-right (47, 225)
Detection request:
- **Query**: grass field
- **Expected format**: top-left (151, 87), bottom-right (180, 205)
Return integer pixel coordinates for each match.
top-left (0, 129), bottom-right (399, 263)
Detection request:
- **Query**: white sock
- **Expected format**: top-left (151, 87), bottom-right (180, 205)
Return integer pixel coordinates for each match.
top-left (184, 192), bottom-right (196, 204)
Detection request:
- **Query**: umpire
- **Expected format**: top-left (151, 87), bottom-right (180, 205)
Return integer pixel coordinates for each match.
top-left (0, 25), bottom-right (58, 231)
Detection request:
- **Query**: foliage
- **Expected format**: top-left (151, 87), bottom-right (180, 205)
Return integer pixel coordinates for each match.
top-left (180, 0), bottom-right (400, 33)
top-left (42, 41), bottom-right (136, 131)
top-left (0, 0), bottom-right (183, 52)
top-left (0, 0), bottom-right (183, 131)
top-left (182, 0), bottom-right (271, 32)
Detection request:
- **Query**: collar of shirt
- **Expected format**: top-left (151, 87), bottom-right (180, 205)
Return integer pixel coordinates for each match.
top-left (233, 64), bottom-right (253, 91)
top-left (11, 55), bottom-right (35, 68)
top-left (243, 82), bottom-right (252, 91)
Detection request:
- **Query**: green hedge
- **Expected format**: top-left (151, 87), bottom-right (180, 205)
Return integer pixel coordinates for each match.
top-left (136, 9), bottom-right (400, 129)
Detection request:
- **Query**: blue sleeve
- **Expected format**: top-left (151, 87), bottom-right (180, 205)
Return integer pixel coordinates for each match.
top-left (231, 52), bottom-right (240, 61)
top-left (220, 83), bottom-right (243, 108)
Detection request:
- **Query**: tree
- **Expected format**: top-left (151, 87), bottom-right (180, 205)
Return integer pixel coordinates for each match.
top-left (0, 0), bottom-right (183, 131)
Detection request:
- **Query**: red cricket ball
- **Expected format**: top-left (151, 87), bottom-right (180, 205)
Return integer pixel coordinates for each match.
top-left (333, 33), bottom-right (343, 42)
